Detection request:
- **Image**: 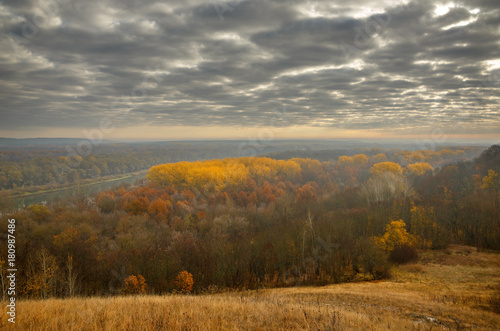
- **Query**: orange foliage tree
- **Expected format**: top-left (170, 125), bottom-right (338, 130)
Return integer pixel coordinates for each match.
top-left (127, 196), bottom-right (149, 215)
top-left (247, 192), bottom-right (258, 207)
top-left (122, 274), bottom-right (148, 295)
top-left (235, 191), bottom-right (248, 207)
top-left (175, 270), bottom-right (194, 293)
top-left (147, 198), bottom-right (170, 219)
top-left (295, 182), bottom-right (318, 203)
top-left (53, 226), bottom-right (80, 249)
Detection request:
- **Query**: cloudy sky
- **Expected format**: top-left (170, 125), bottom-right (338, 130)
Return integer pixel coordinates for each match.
top-left (0, 0), bottom-right (499, 141)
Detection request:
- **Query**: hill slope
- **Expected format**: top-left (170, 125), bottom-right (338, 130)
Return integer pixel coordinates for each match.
top-left (2, 245), bottom-right (499, 330)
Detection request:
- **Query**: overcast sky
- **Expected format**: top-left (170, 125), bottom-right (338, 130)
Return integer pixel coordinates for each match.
top-left (0, 0), bottom-right (499, 141)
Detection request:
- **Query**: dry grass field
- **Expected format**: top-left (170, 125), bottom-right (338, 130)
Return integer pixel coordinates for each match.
top-left (2, 245), bottom-right (499, 330)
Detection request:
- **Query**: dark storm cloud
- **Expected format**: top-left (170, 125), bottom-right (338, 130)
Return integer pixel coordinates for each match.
top-left (0, 0), bottom-right (499, 135)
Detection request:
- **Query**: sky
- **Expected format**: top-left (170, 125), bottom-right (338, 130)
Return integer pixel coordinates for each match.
top-left (0, 0), bottom-right (499, 142)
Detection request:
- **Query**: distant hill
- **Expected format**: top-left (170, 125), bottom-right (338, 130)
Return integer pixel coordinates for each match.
top-left (0, 137), bottom-right (114, 148)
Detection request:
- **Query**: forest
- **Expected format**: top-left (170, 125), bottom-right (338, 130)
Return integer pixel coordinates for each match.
top-left (0, 140), bottom-right (483, 190)
top-left (0, 141), bottom-right (244, 190)
top-left (0, 144), bottom-right (498, 299)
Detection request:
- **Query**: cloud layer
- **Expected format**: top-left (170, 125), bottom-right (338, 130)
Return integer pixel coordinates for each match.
top-left (0, 0), bottom-right (499, 138)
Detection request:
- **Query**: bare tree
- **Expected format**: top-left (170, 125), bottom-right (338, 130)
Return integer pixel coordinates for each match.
top-left (66, 254), bottom-right (79, 297)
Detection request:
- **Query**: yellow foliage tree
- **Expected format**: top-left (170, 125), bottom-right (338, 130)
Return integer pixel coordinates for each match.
top-left (373, 220), bottom-right (417, 252)
top-left (406, 162), bottom-right (433, 176)
top-left (247, 162), bottom-right (276, 184)
top-left (290, 158), bottom-right (324, 181)
top-left (370, 162), bottom-right (402, 175)
top-left (337, 155), bottom-right (354, 166)
top-left (223, 160), bottom-right (251, 189)
top-left (352, 154), bottom-right (369, 165)
top-left (148, 157), bottom-right (307, 191)
top-left (276, 159), bottom-right (301, 181)
top-left (481, 170), bottom-right (499, 190)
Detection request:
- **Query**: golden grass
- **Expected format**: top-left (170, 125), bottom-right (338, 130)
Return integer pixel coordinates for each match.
top-left (2, 245), bottom-right (499, 330)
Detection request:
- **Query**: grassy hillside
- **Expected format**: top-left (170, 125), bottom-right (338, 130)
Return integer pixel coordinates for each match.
top-left (2, 245), bottom-right (499, 330)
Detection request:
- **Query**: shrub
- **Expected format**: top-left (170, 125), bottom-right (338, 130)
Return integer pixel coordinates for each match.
top-left (355, 238), bottom-right (391, 280)
top-left (97, 193), bottom-right (116, 213)
top-left (175, 270), bottom-right (194, 294)
top-left (372, 264), bottom-right (392, 280)
top-left (389, 244), bottom-right (419, 264)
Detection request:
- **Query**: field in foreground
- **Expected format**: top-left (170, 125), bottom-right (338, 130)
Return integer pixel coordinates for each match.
top-left (2, 245), bottom-right (499, 330)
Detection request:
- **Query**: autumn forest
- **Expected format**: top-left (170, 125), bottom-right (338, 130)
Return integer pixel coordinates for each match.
top-left (0, 143), bottom-right (499, 299)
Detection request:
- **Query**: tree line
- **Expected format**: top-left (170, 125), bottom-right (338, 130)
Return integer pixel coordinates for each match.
top-left (0, 143), bottom-right (482, 190)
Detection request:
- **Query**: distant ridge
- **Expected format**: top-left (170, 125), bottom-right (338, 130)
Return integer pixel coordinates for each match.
top-left (0, 137), bottom-right (114, 147)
